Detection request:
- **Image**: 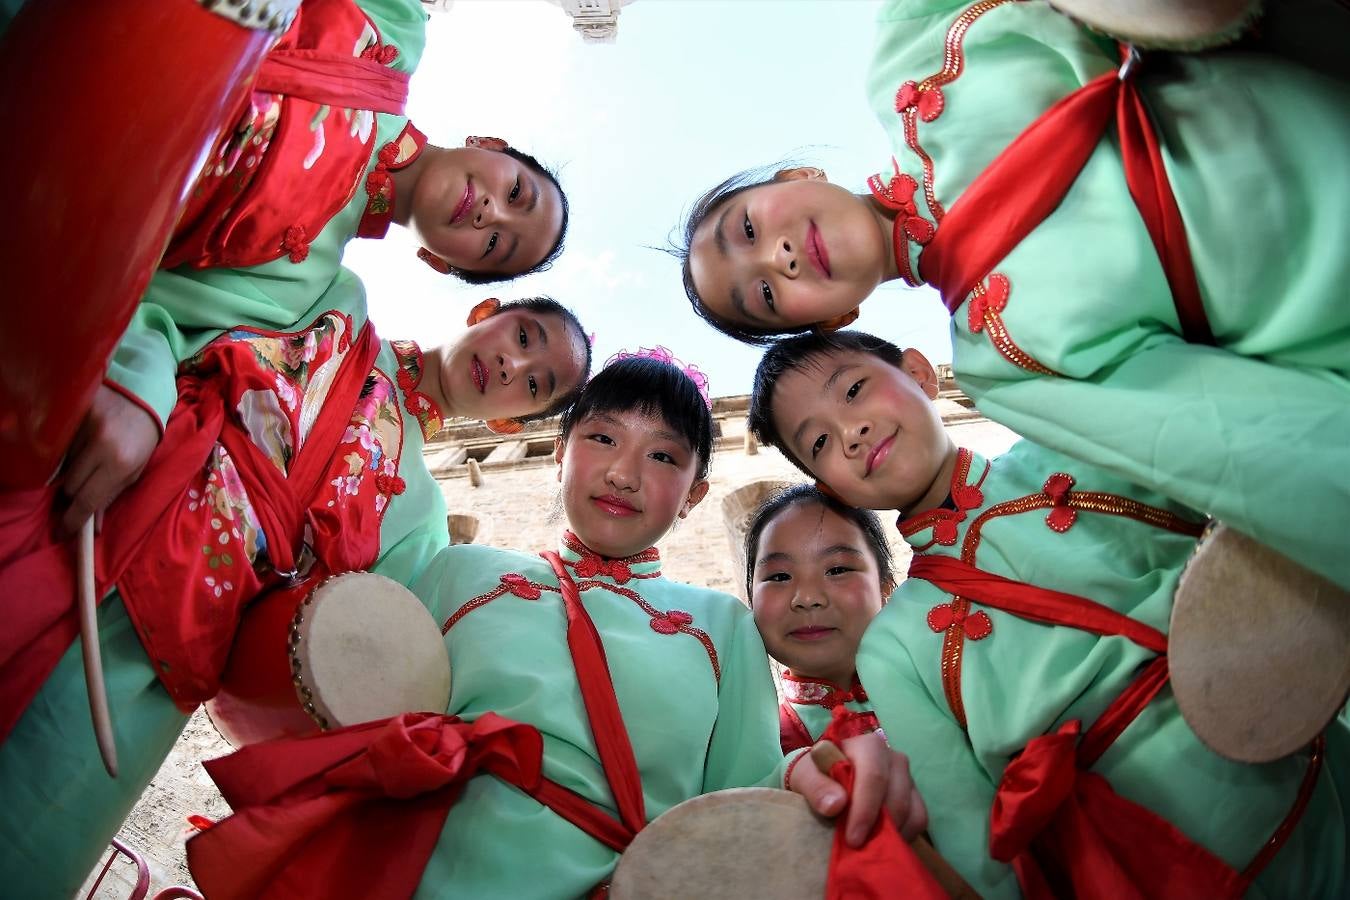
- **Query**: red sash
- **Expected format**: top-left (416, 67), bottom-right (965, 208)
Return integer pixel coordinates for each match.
top-left (919, 53), bottom-right (1215, 345)
top-left (187, 551), bottom-right (648, 897)
top-left (908, 554), bottom-right (1321, 897)
top-left (255, 51), bottom-right (409, 115)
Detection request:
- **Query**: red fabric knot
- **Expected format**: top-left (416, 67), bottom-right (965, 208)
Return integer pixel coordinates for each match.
top-left (988, 720), bottom-right (1082, 861)
top-left (375, 473), bottom-right (406, 496)
top-left (377, 140), bottom-right (400, 169)
top-left (820, 706), bottom-right (881, 743)
top-left (649, 609), bottom-right (693, 634)
top-left (870, 172), bottom-right (936, 246)
top-left (282, 225), bottom-right (309, 263)
top-left (573, 553), bottom-right (632, 584)
top-left (396, 366), bottom-right (416, 391)
top-left (894, 80), bottom-right (944, 122)
top-left (967, 273), bottom-right (1010, 333)
top-left (927, 602), bottom-right (993, 640)
top-left (1042, 472), bottom-right (1077, 533)
top-left (500, 573), bottom-right (541, 600)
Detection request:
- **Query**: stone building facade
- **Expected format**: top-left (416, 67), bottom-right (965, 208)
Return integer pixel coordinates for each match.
top-left (82, 376), bottom-right (1016, 895)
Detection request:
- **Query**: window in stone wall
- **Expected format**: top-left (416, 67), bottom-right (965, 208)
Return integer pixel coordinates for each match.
top-left (463, 445), bottom-right (494, 463)
top-left (524, 439), bottom-right (556, 459)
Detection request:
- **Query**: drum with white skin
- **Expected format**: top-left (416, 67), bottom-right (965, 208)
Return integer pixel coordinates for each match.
top-left (207, 572), bottom-right (451, 747)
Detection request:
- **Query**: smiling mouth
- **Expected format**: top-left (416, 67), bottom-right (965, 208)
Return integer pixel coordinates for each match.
top-left (865, 435), bottom-right (895, 477)
top-left (805, 221), bottom-right (832, 278)
top-left (450, 180), bottom-right (475, 225)
top-left (789, 625), bottom-right (837, 641)
top-left (470, 356), bottom-right (487, 393)
top-left (593, 495), bottom-right (639, 516)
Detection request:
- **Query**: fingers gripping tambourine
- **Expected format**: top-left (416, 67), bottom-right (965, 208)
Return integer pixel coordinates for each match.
top-left (1170, 524), bottom-right (1350, 764)
top-left (207, 572), bottom-right (451, 747)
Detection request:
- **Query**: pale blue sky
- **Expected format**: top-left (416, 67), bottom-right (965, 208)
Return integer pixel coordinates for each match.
top-left (346, 0), bottom-right (953, 397)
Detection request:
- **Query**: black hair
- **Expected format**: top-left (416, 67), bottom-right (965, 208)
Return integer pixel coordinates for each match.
top-left (743, 483), bottom-right (896, 600)
top-left (559, 356), bottom-right (714, 480)
top-left (456, 147), bottom-right (569, 285)
top-left (748, 330), bottom-right (907, 478)
top-left (492, 296), bottom-right (593, 422)
top-left (672, 165), bottom-right (820, 346)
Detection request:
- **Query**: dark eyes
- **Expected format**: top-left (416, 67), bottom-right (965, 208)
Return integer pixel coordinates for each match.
top-left (485, 232), bottom-right (499, 256)
top-left (826, 565), bottom-right (854, 577)
top-left (761, 571), bottom-right (791, 583)
top-left (587, 432), bottom-right (615, 446)
top-left (528, 376), bottom-right (538, 398)
top-left (518, 327), bottom-right (528, 348)
top-left (846, 379), bottom-right (863, 400)
top-left (650, 450), bottom-right (676, 465)
top-left (760, 282), bottom-right (775, 311)
top-left (509, 177), bottom-right (521, 202)
top-left (810, 434), bottom-right (826, 459)
top-left (743, 212), bottom-right (755, 241)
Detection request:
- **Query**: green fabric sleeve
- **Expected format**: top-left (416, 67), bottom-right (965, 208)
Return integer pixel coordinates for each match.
top-left (964, 337), bottom-right (1350, 590)
top-left (104, 305), bottom-right (182, 429)
top-left (857, 614), bottom-right (1018, 900)
top-left (702, 609), bottom-right (793, 793)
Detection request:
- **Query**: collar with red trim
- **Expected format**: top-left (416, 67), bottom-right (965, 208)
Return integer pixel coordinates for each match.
top-left (558, 531), bottom-right (662, 584)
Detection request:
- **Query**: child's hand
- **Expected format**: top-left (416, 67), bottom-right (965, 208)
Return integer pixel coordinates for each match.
top-left (788, 731), bottom-right (928, 847)
top-left (58, 385), bottom-right (159, 537)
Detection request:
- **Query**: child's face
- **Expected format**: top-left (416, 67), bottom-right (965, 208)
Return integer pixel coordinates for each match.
top-left (770, 349), bottom-right (950, 512)
top-left (688, 173), bottom-right (886, 334)
top-left (412, 145), bottom-right (563, 279)
top-left (439, 309), bottom-right (587, 421)
top-left (555, 409), bottom-right (709, 559)
top-left (752, 502), bottom-right (886, 686)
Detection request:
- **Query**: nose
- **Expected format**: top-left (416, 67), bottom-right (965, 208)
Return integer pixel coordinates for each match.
top-left (766, 236), bottom-right (799, 278)
top-left (496, 353), bottom-right (518, 385)
top-left (842, 420), bottom-right (871, 459)
top-left (606, 452), bottom-right (639, 493)
top-left (790, 585), bottom-right (827, 611)
top-left (473, 194), bottom-right (498, 228)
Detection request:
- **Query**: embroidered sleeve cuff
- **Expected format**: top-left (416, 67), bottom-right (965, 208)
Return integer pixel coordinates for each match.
top-left (781, 747), bottom-right (811, 790)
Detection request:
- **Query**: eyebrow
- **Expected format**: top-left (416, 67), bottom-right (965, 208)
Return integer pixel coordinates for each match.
top-left (713, 205), bottom-right (731, 258)
top-left (821, 545), bottom-right (866, 559)
top-left (527, 176), bottom-right (540, 214)
top-left (501, 234), bottom-right (520, 266)
top-left (756, 550), bottom-right (794, 568)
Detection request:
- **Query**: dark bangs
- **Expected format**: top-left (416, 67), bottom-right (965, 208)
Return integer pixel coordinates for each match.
top-left (743, 483), bottom-right (896, 599)
top-left (560, 356), bottom-right (714, 479)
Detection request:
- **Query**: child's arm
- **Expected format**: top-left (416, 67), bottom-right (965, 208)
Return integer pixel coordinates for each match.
top-left (857, 614), bottom-right (1021, 900)
top-left (964, 338), bottom-right (1350, 590)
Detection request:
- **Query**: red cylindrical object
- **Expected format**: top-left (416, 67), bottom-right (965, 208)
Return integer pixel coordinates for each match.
top-left (0, 1), bottom-right (278, 488)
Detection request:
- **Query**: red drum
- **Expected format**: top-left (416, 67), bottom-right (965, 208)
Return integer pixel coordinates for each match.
top-left (0, 0), bottom-right (295, 488)
top-left (207, 572), bottom-right (451, 747)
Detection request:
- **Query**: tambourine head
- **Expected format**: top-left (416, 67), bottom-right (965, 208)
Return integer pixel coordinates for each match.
top-left (1049, 0), bottom-right (1262, 50)
top-left (1170, 524), bottom-right (1350, 763)
top-left (610, 789), bottom-right (833, 900)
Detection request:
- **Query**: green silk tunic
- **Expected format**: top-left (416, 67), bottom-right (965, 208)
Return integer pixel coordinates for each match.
top-left (0, 271), bottom-right (448, 896)
top-left (413, 536), bottom-right (795, 899)
top-left (867, 0), bottom-right (1350, 589)
top-left (856, 441), bottom-right (1347, 899)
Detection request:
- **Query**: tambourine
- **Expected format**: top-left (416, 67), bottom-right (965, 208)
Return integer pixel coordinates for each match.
top-left (1049, 0), bottom-right (1261, 50)
top-left (207, 572), bottom-right (451, 747)
top-left (1170, 523), bottom-right (1350, 763)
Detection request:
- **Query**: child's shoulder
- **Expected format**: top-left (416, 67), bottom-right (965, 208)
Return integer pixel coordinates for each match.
top-left (646, 577), bottom-right (752, 630)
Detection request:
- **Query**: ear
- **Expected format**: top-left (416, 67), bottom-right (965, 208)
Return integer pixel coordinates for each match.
top-left (465, 298), bottom-right (502, 327)
top-left (554, 436), bottom-right (566, 481)
top-left (485, 418), bottom-right (523, 435)
top-left (775, 166), bottom-right (826, 183)
top-left (679, 479), bottom-right (711, 519)
top-left (899, 348), bottom-right (940, 399)
top-left (465, 135), bottom-right (508, 152)
top-left (814, 308), bottom-right (860, 332)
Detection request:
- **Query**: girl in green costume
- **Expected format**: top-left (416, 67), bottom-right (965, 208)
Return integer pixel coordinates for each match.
top-left (744, 483), bottom-right (892, 753)
top-left (674, 0), bottom-right (1350, 593)
top-left (0, 270), bottom-right (593, 897)
top-left (746, 328), bottom-right (1347, 899)
top-left (185, 351), bottom-right (928, 899)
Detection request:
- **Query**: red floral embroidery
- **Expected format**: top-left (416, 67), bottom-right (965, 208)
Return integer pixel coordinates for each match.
top-left (500, 573), bottom-right (542, 601)
top-left (282, 225), bottom-right (309, 263)
top-left (894, 80), bottom-right (944, 122)
top-left (967, 273), bottom-right (1010, 334)
top-left (650, 609), bottom-right (694, 635)
top-left (375, 472), bottom-right (406, 496)
top-left (390, 340), bottom-right (443, 441)
top-left (361, 43), bottom-right (399, 65)
top-left (1043, 472), bottom-right (1077, 532)
top-left (927, 602), bottom-right (993, 641)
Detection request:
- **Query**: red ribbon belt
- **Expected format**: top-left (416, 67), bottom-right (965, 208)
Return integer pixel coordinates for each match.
top-left (920, 54), bottom-right (1215, 345)
top-left (256, 50), bottom-right (410, 115)
top-left (908, 554), bottom-right (1320, 896)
